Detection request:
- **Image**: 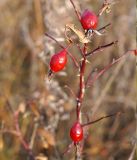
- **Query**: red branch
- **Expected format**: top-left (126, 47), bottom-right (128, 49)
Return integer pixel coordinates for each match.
top-left (98, 23), bottom-right (111, 32)
top-left (0, 105), bottom-right (35, 160)
top-left (86, 53), bottom-right (127, 87)
top-left (13, 111), bottom-right (34, 160)
top-left (85, 41), bottom-right (118, 57)
top-left (76, 44), bottom-right (87, 121)
top-left (70, 0), bottom-right (81, 22)
top-left (82, 112), bottom-right (123, 127)
top-left (45, 33), bottom-right (64, 49)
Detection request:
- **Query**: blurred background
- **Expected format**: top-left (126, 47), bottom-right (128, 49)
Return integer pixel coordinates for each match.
top-left (0, 0), bottom-right (136, 160)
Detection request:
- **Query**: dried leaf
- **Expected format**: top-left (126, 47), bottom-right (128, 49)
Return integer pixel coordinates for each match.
top-left (65, 23), bottom-right (91, 43)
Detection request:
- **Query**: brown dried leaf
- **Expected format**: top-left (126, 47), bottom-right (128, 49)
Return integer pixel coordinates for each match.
top-left (65, 23), bottom-right (91, 43)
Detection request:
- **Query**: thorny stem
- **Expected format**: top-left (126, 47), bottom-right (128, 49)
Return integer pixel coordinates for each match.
top-left (68, 2), bottom-right (88, 158)
top-left (74, 44), bottom-right (88, 160)
top-left (76, 44), bottom-right (87, 121)
top-left (73, 49), bottom-right (133, 160)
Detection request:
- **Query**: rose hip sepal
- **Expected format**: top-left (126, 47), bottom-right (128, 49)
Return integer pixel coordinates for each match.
top-left (80, 9), bottom-right (98, 30)
top-left (70, 121), bottom-right (83, 143)
top-left (50, 49), bottom-right (67, 72)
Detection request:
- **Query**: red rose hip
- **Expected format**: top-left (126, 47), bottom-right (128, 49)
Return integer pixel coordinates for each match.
top-left (50, 49), bottom-right (67, 72)
top-left (81, 9), bottom-right (98, 30)
top-left (70, 122), bottom-right (83, 143)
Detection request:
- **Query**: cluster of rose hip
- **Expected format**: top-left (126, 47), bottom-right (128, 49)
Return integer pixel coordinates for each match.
top-left (49, 9), bottom-right (97, 143)
top-left (46, 0), bottom-right (136, 156)
top-left (49, 10), bottom-right (97, 73)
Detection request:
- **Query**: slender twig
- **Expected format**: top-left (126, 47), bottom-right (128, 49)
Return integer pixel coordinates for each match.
top-left (85, 69), bottom-right (97, 87)
top-left (67, 51), bottom-right (79, 68)
top-left (69, 0), bottom-right (81, 22)
top-left (86, 53), bottom-right (127, 87)
top-left (82, 112), bottom-right (123, 127)
top-left (64, 85), bottom-right (77, 99)
top-left (86, 50), bottom-right (136, 87)
top-left (85, 41), bottom-right (118, 57)
top-left (98, 0), bottom-right (117, 16)
top-left (62, 142), bottom-right (74, 156)
top-left (76, 44), bottom-right (86, 59)
top-left (98, 23), bottom-right (111, 32)
top-left (90, 50), bottom-right (136, 117)
top-left (45, 33), bottom-right (64, 49)
top-left (13, 111), bottom-right (34, 160)
top-left (0, 96), bottom-right (34, 159)
top-left (98, 0), bottom-right (109, 16)
top-left (1, 112), bottom-right (35, 160)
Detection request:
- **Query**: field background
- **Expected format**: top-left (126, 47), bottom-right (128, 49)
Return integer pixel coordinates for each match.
top-left (0, 0), bottom-right (136, 160)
